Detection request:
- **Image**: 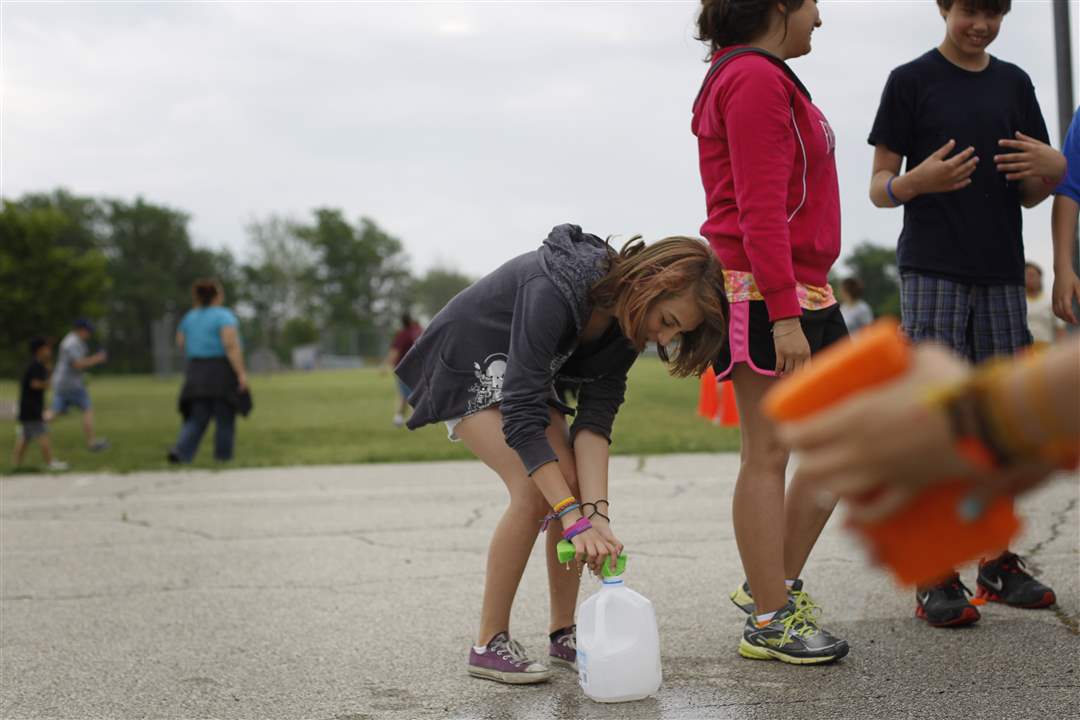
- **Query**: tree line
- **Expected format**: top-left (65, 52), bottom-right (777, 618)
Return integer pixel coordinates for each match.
top-left (0, 189), bottom-right (472, 376)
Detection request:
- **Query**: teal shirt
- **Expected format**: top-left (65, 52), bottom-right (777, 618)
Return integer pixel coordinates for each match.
top-left (179, 307), bottom-right (239, 359)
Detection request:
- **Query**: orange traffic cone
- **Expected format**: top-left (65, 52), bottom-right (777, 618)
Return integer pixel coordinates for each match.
top-left (719, 380), bottom-right (739, 427)
top-left (698, 366), bottom-right (719, 421)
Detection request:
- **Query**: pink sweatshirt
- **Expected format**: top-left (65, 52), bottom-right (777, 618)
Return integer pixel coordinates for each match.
top-left (692, 49), bottom-right (841, 321)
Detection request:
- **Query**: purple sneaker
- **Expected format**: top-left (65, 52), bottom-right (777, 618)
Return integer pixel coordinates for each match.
top-left (548, 625), bottom-right (576, 670)
top-left (467, 631), bottom-right (552, 685)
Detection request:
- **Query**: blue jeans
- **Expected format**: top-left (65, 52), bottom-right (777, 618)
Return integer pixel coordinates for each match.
top-left (173, 398), bottom-right (236, 462)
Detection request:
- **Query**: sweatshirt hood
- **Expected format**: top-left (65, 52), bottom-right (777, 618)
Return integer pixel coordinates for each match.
top-left (537, 224), bottom-right (613, 332)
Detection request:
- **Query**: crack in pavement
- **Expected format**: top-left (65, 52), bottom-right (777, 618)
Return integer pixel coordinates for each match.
top-left (351, 533), bottom-right (483, 556)
top-left (1023, 495), bottom-right (1079, 636)
top-left (120, 514), bottom-right (217, 540)
top-left (634, 456), bottom-right (698, 499)
top-left (463, 505), bottom-right (485, 528)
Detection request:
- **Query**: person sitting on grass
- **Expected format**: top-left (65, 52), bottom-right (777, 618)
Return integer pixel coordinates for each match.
top-left (14, 338), bottom-right (68, 472)
top-left (396, 224), bottom-right (727, 685)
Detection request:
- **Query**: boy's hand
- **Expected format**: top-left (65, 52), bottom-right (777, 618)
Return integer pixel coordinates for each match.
top-left (995, 132), bottom-right (1067, 182)
top-left (909, 139), bottom-right (978, 195)
top-left (1052, 269), bottom-right (1080, 325)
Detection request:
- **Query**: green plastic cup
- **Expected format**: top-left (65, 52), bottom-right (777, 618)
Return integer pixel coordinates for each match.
top-left (556, 539), bottom-right (627, 577)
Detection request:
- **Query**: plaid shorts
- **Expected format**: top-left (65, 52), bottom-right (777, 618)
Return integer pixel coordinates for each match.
top-left (900, 273), bottom-right (1032, 363)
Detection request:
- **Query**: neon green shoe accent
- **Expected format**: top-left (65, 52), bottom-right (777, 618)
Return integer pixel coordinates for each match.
top-left (738, 638), bottom-right (773, 660)
top-left (738, 638), bottom-right (841, 665)
top-left (730, 584), bottom-right (754, 613)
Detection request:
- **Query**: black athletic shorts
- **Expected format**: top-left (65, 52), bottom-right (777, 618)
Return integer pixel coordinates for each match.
top-left (713, 301), bottom-right (849, 379)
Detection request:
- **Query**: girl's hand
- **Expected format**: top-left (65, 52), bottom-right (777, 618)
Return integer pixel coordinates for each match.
top-left (773, 318), bottom-right (811, 376)
top-left (236, 372), bottom-right (249, 392)
top-left (909, 139), bottom-right (978, 194)
top-left (571, 527), bottom-right (619, 577)
top-left (589, 517), bottom-right (624, 565)
top-left (995, 132), bottom-right (1067, 182)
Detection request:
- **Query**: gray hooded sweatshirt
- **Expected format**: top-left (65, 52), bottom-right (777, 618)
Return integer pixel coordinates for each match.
top-left (396, 224), bottom-right (640, 474)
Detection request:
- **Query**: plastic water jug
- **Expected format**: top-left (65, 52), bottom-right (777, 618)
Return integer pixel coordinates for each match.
top-left (557, 541), bottom-right (662, 703)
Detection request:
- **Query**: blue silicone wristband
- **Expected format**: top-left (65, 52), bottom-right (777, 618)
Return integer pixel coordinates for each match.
top-left (886, 175), bottom-right (903, 207)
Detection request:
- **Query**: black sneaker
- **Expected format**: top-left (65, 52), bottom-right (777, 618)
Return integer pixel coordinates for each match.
top-left (739, 600), bottom-right (849, 665)
top-left (915, 574), bottom-right (980, 627)
top-left (977, 552), bottom-right (1056, 608)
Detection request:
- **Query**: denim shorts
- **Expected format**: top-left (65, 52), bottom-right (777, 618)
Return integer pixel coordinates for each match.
top-left (53, 387), bottom-right (91, 413)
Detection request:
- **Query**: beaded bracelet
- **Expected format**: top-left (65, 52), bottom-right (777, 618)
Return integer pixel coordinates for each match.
top-left (562, 517), bottom-right (593, 541)
top-left (552, 496), bottom-right (576, 514)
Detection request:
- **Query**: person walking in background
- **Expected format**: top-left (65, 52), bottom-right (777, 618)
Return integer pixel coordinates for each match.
top-left (692, 0), bottom-right (849, 665)
top-left (838, 278), bottom-right (874, 334)
top-left (384, 313), bottom-right (423, 428)
top-left (14, 338), bottom-right (68, 471)
top-left (1051, 107), bottom-right (1080, 326)
top-left (51, 318), bottom-right (109, 451)
top-left (1024, 261), bottom-right (1063, 348)
top-left (867, 0), bottom-right (1065, 626)
top-left (168, 279), bottom-right (249, 464)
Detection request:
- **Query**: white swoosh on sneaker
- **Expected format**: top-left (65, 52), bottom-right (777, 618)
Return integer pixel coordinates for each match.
top-left (984, 576), bottom-right (1004, 592)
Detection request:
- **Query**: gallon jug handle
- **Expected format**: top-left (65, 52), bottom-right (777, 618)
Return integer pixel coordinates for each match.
top-left (556, 539), bottom-right (627, 577)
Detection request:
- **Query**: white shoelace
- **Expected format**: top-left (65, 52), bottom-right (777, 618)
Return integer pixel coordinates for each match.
top-left (493, 637), bottom-right (531, 667)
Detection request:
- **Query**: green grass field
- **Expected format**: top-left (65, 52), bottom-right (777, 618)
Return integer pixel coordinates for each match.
top-left (0, 357), bottom-right (740, 474)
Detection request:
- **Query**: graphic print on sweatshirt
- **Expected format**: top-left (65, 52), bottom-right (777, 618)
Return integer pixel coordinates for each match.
top-left (820, 120), bottom-right (836, 156)
top-left (467, 354), bottom-right (508, 414)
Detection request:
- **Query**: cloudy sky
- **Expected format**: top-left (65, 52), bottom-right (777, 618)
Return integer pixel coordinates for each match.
top-left (4, 1), bottom-right (1078, 279)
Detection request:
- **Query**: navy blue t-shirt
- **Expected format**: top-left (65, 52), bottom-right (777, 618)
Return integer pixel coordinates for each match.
top-left (868, 50), bottom-right (1050, 285)
top-left (19, 360), bottom-right (47, 422)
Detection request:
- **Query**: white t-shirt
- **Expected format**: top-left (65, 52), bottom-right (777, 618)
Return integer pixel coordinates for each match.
top-left (52, 332), bottom-right (88, 392)
top-left (840, 300), bottom-right (874, 334)
top-left (1026, 293), bottom-right (1061, 344)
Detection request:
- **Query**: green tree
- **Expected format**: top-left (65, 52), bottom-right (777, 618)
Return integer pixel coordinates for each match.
top-left (411, 267), bottom-right (472, 319)
top-left (837, 241), bottom-right (901, 319)
top-left (295, 211), bottom-right (411, 356)
top-left (0, 200), bottom-right (111, 375)
top-left (237, 216), bottom-right (317, 360)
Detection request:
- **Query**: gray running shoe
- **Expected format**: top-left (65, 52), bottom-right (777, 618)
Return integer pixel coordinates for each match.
top-left (467, 632), bottom-right (552, 684)
top-left (739, 600), bottom-right (849, 665)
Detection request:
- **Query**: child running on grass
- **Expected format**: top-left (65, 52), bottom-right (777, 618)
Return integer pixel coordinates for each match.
top-left (691, 0), bottom-right (849, 664)
top-left (867, 0), bottom-right (1065, 627)
top-left (396, 224), bottom-right (727, 684)
top-left (14, 338), bottom-right (68, 471)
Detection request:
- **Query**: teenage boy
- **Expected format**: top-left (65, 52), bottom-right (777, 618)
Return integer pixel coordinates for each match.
top-left (867, 0), bottom-right (1066, 628)
top-left (14, 338), bottom-right (68, 471)
top-left (52, 318), bottom-right (110, 451)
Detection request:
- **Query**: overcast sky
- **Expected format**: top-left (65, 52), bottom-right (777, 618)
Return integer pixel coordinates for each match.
top-left (4, 1), bottom-right (1078, 279)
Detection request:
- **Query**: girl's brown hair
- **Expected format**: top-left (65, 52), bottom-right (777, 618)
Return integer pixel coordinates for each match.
top-left (192, 278), bottom-right (223, 307)
top-left (590, 236), bottom-right (727, 378)
top-left (697, 0), bottom-right (806, 55)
